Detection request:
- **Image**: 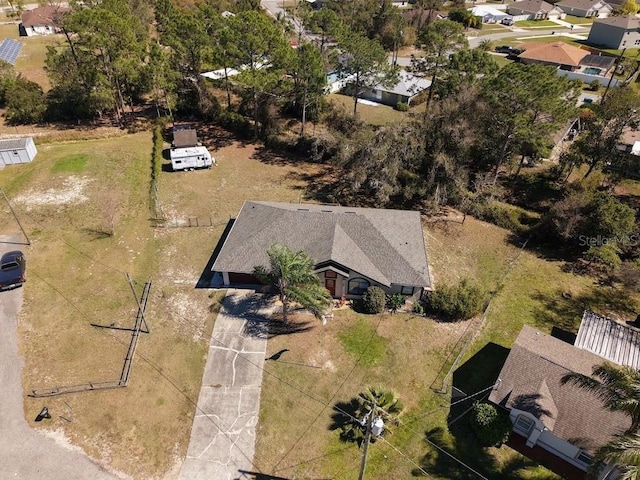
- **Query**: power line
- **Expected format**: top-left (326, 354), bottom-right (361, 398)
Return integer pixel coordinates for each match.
top-left (156, 294), bottom-right (505, 478)
top-left (271, 314), bottom-right (385, 471)
top-left (378, 436), bottom-right (433, 479)
top-left (424, 436), bottom-right (489, 480)
top-left (29, 272), bottom-right (264, 475)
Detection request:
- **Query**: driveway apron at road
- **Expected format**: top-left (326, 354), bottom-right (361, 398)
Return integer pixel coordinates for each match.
top-left (0, 235), bottom-right (115, 480)
top-left (180, 289), bottom-right (271, 480)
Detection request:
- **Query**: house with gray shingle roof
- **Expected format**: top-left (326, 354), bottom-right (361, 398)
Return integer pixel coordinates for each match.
top-left (211, 201), bottom-right (432, 298)
top-left (555, 0), bottom-right (612, 18)
top-left (588, 15), bottom-right (640, 49)
top-left (489, 325), bottom-right (630, 475)
top-left (507, 0), bottom-right (566, 20)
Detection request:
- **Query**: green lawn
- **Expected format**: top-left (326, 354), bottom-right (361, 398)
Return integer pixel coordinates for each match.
top-left (2, 128), bottom-right (331, 478)
top-left (255, 208), bottom-right (640, 479)
top-left (327, 93), bottom-right (416, 126)
top-left (515, 19), bottom-right (564, 27)
top-left (562, 14), bottom-right (595, 25)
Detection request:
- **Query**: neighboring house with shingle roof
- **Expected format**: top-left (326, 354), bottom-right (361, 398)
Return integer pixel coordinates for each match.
top-left (588, 15), bottom-right (640, 49)
top-left (359, 70), bottom-right (431, 107)
top-left (508, 0), bottom-right (566, 20)
top-left (555, 0), bottom-right (612, 17)
top-left (489, 325), bottom-right (630, 474)
top-left (516, 42), bottom-right (590, 70)
top-left (211, 201), bottom-right (432, 298)
top-left (19, 5), bottom-right (69, 37)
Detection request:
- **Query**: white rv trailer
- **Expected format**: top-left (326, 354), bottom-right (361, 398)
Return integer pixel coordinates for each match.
top-left (170, 146), bottom-right (215, 171)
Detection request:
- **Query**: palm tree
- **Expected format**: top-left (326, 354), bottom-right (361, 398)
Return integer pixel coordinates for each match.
top-left (561, 363), bottom-right (640, 435)
top-left (252, 243), bottom-right (331, 323)
top-left (332, 386), bottom-right (404, 445)
top-left (592, 432), bottom-right (640, 480)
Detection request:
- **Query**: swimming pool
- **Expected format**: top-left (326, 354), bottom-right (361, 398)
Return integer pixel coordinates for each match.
top-left (583, 67), bottom-right (602, 75)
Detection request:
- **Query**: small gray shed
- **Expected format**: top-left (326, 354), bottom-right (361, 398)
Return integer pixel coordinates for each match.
top-left (0, 137), bottom-right (37, 166)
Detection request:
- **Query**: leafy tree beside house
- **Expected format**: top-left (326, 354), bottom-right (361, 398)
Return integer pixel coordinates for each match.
top-left (410, 19), bottom-right (467, 110)
top-left (252, 243), bottom-right (331, 323)
top-left (335, 31), bottom-right (397, 116)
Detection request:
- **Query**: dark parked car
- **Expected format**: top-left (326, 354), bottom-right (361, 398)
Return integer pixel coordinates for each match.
top-left (0, 250), bottom-right (26, 290)
top-left (494, 45), bottom-right (512, 54)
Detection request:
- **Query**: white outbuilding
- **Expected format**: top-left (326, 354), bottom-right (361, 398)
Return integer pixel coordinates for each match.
top-left (0, 137), bottom-right (37, 167)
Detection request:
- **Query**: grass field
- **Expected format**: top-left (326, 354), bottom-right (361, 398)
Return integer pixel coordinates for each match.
top-left (0, 23), bottom-right (64, 91)
top-left (327, 94), bottom-right (416, 126)
top-left (562, 15), bottom-right (594, 25)
top-left (515, 20), bottom-right (563, 28)
top-left (254, 212), bottom-right (640, 479)
top-left (0, 126), bottom-right (333, 478)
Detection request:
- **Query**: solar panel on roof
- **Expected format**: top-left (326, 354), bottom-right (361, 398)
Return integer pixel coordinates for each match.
top-left (0, 38), bottom-right (23, 65)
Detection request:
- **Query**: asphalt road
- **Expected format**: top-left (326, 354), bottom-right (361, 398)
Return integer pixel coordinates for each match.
top-left (0, 236), bottom-right (116, 480)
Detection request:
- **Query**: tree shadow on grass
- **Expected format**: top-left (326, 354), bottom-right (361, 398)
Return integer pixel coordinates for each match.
top-left (283, 169), bottom-right (343, 205)
top-left (328, 397), bottom-right (366, 447)
top-left (243, 316), bottom-right (314, 339)
top-left (504, 170), bottom-right (564, 214)
top-left (224, 293), bottom-right (315, 339)
top-left (251, 144), bottom-right (307, 167)
top-left (415, 422), bottom-right (557, 478)
top-left (408, 344), bottom-right (518, 478)
top-left (530, 286), bottom-right (639, 333)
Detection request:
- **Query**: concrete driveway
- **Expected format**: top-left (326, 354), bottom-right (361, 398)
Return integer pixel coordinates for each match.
top-left (0, 235), bottom-right (116, 479)
top-left (179, 289), bottom-right (273, 480)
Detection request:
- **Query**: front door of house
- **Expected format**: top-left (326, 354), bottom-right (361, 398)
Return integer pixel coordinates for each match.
top-left (325, 279), bottom-right (336, 296)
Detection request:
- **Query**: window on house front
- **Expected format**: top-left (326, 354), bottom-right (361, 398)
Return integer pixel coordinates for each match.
top-left (514, 414), bottom-right (534, 434)
top-left (348, 278), bottom-right (370, 295)
top-left (324, 270), bottom-right (337, 279)
top-left (401, 286), bottom-right (414, 295)
top-left (576, 451), bottom-right (593, 465)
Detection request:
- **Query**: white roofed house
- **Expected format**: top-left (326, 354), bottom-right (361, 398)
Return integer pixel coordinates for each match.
top-left (469, 5), bottom-right (511, 23)
top-left (357, 70), bottom-right (432, 108)
top-left (210, 201), bottom-right (432, 299)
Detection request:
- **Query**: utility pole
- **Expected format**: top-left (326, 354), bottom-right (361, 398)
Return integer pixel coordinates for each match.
top-left (358, 407), bottom-right (374, 480)
top-left (358, 402), bottom-right (385, 480)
